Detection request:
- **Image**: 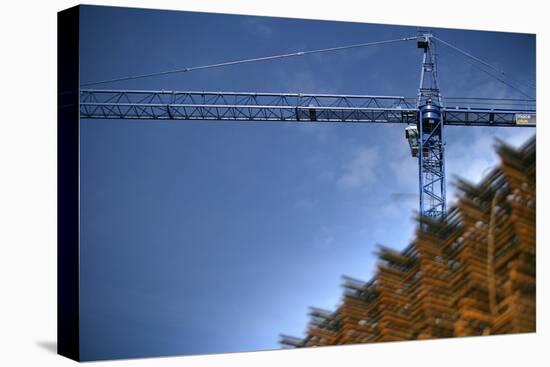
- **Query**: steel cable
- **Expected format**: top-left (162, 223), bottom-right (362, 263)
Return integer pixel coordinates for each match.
top-left (81, 36), bottom-right (416, 87)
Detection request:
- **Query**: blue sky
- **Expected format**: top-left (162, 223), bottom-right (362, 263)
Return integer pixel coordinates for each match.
top-left (78, 5), bottom-right (536, 360)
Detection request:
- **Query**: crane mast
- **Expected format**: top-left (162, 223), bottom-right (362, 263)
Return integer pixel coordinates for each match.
top-left (416, 33), bottom-right (446, 218)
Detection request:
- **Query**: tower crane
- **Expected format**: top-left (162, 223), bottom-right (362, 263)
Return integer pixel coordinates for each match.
top-left (76, 32), bottom-right (536, 220)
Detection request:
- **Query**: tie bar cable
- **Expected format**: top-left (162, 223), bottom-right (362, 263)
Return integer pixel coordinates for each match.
top-left (81, 36), bottom-right (417, 87)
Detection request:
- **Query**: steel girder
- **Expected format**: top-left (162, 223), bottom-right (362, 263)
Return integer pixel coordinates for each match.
top-left (79, 89), bottom-right (534, 127)
top-left (79, 90), bottom-right (417, 124)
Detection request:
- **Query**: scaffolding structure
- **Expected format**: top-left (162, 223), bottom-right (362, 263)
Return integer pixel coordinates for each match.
top-left (281, 137), bottom-right (535, 347)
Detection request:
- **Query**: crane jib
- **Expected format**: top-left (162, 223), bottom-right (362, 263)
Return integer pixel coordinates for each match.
top-left (78, 96), bottom-right (536, 127)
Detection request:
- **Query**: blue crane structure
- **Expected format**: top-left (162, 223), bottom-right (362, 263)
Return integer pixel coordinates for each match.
top-left (78, 33), bottom-right (536, 220)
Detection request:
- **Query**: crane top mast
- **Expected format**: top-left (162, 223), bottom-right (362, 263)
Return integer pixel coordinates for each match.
top-left (416, 32), bottom-right (442, 107)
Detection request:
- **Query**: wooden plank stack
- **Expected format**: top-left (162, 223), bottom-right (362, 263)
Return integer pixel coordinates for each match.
top-left (280, 137), bottom-right (535, 348)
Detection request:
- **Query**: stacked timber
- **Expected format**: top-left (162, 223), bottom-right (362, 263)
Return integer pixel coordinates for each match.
top-left (280, 137), bottom-right (535, 348)
top-left (410, 226), bottom-right (455, 339)
top-left (373, 245), bottom-right (415, 341)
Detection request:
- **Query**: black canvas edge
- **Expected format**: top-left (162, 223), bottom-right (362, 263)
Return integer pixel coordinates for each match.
top-left (58, 5), bottom-right (81, 362)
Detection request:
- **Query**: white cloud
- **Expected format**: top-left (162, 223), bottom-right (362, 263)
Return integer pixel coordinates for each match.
top-left (503, 128), bottom-right (535, 148)
top-left (389, 150), bottom-right (418, 186)
top-left (445, 127), bottom-right (535, 202)
top-left (336, 146), bottom-right (379, 190)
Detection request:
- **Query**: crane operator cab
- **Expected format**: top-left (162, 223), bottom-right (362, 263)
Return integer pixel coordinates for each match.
top-left (419, 98), bottom-right (442, 132)
top-left (405, 125), bottom-right (419, 157)
top-left (406, 98), bottom-right (442, 157)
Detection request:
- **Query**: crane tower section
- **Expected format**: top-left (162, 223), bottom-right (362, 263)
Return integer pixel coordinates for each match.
top-left (415, 33), bottom-right (446, 219)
